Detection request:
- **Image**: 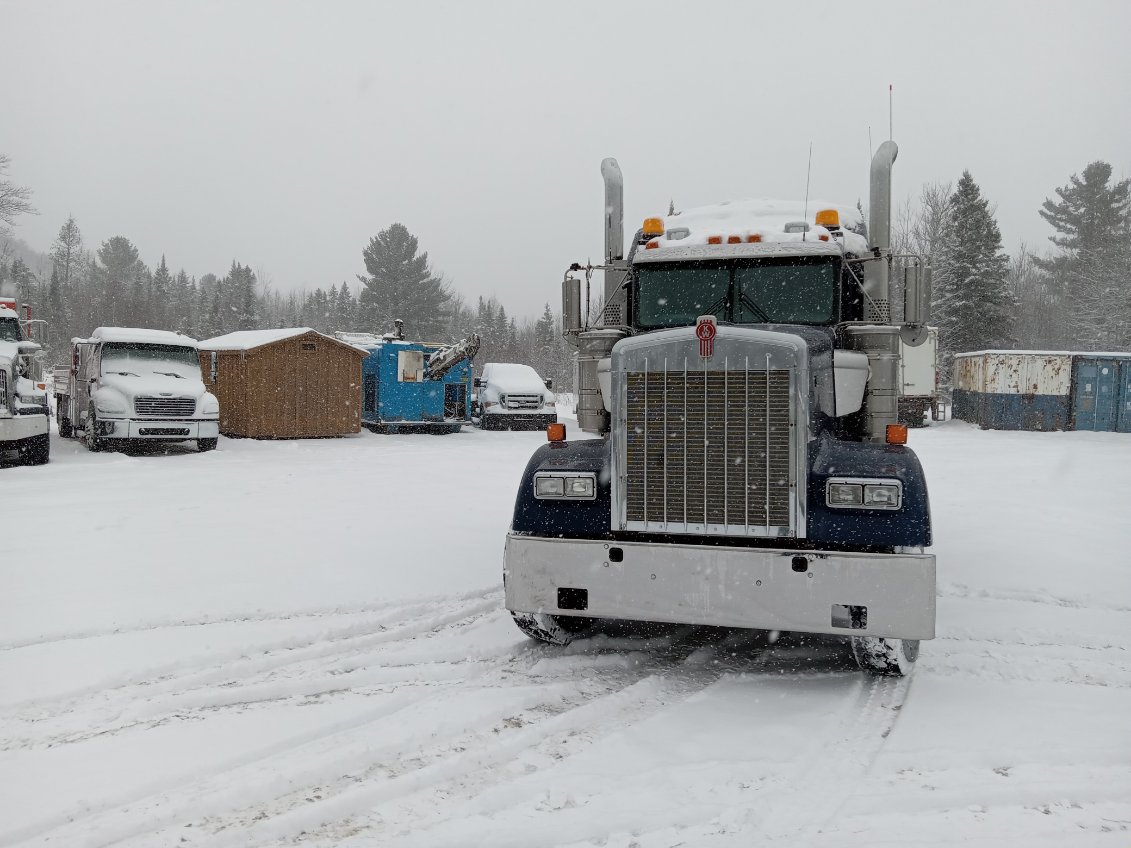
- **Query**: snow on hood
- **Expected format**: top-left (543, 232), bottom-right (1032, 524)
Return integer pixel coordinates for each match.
top-left (639, 198), bottom-right (870, 256)
top-left (485, 364), bottom-right (550, 394)
top-left (99, 357), bottom-right (208, 399)
top-left (0, 306), bottom-right (18, 320)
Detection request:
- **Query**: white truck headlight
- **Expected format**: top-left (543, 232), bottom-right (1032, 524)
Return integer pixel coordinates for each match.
top-left (826, 478), bottom-right (902, 510)
top-left (201, 395), bottom-right (219, 416)
top-left (95, 394), bottom-right (127, 415)
top-left (534, 472), bottom-right (596, 500)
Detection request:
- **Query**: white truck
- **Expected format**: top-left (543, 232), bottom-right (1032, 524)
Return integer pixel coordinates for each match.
top-left (898, 326), bottom-right (940, 426)
top-left (0, 306), bottom-right (50, 466)
top-left (57, 327), bottom-right (220, 452)
top-left (473, 363), bottom-right (558, 430)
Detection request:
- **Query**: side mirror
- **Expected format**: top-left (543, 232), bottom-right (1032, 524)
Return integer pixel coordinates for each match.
top-left (17, 340), bottom-right (41, 355)
top-left (544, 379), bottom-right (553, 390)
top-left (473, 377), bottom-right (483, 388)
top-left (901, 263), bottom-right (932, 346)
top-left (562, 276), bottom-right (581, 335)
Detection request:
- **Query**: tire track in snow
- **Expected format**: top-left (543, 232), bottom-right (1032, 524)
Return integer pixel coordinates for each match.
top-left (184, 630), bottom-right (777, 848)
top-left (21, 629), bottom-right (772, 848)
top-left (1, 592), bottom-right (503, 749)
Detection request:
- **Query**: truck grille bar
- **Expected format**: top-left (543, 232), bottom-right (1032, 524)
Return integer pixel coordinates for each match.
top-left (134, 396), bottom-right (196, 417)
top-left (623, 362), bottom-right (793, 535)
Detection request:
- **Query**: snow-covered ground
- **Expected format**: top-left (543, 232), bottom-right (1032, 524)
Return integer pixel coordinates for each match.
top-left (2, 420), bottom-right (1129, 847)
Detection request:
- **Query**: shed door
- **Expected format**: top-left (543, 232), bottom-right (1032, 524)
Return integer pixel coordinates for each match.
top-left (1117, 361), bottom-right (1131, 434)
top-left (1073, 359), bottom-right (1118, 431)
top-left (296, 341), bottom-right (322, 436)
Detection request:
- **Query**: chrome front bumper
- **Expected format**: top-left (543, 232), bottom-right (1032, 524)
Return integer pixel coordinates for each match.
top-left (504, 534), bottom-right (936, 640)
top-left (98, 419), bottom-right (219, 440)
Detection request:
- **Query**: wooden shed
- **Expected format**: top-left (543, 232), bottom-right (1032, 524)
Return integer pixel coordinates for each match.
top-left (198, 329), bottom-right (368, 438)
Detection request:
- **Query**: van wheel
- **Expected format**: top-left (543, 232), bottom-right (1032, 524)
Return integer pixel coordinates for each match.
top-left (198, 438), bottom-right (218, 452)
top-left (851, 636), bottom-right (919, 676)
top-left (18, 434), bottom-right (50, 466)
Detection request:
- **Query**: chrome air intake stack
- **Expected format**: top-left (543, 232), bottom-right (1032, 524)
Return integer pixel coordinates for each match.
top-left (846, 140), bottom-right (902, 443)
top-left (567, 158), bottom-right (629, 435)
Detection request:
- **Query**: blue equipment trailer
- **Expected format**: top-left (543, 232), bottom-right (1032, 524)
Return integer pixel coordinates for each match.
top-left (344, 329), bottom-right (480, 434)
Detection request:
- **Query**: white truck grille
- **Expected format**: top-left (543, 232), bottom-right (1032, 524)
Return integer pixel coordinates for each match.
top-left (135, 396), bottom-right (196, 417)
top-left (504, 394), bottom-right (543, 410)
top-left (624, 369), bottom-right (793, 533)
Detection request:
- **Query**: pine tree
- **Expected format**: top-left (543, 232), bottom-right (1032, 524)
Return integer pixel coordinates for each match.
top-left (150, 255), bottom-right (172, 328)
top-left (357, 223), bottom-right (452, 339)
top-left (96, 236), bottom-right (146, 326)
top-left (932, 171), bottom-right (1017, 368)
top-left (1036, 161), bottom-right (1131, 349)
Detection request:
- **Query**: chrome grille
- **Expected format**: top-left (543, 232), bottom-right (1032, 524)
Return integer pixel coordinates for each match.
top-left (504, 394), bottom-right (543, 410)
top-left (624, 368), bottom-right (793, 534)
top-left (134, 396), bottom-right (196, 417)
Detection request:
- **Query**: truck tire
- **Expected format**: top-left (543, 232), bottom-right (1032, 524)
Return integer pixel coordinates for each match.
top-left (18, 433), bottom-right (50, 466)
top-left (510, 611), bottom-right (591, 646)
top-left (850, 636), bottom-right (919, 676)
top-left (198, 438), bottom-right (218, 452)
top-left (85, 409), bottom-right (106, 452)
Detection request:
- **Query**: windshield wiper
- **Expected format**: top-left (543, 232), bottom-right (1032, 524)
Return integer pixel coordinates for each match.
top-left (153, 371), bottom-right (185, 379)
top-left (108, 370), bottom-right (141, 377)
top-left (737, 293), bottom-right (771, 323)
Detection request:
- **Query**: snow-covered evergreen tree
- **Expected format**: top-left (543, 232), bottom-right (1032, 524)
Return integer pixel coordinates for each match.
top-left (1036, 161), bottom-right (1131, 349)
top-left (357, 223), bottom-right (451, 339)
top-left (932, 171), bottom-right (1017, 367)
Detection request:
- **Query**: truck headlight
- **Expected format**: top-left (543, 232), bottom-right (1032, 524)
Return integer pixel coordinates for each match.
top-left (826, 478), bottom-right (902, 510)
top-left (534, 472), bottom-right (596, 500)
top-left (201, 396), bottom-right (219, 416)
top-left (95, 394), bottom-right (127, 415)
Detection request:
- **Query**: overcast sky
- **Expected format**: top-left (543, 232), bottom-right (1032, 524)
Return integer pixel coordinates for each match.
top-left (4, 0), bottom-right (1129, 319)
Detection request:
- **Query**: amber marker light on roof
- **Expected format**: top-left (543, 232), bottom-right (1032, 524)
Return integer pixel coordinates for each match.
top-left (547, 422), bottom-right (567, 442)
top-left (747, 234), bottom-right (762, 243)
top-left (642, 217), bottom-right (664, 237)
top-left (645, 240), bottom-right (661, 249)
top-left (707, 235), bottom-right (722, 245)
top-left (815, 209), bottom-right (840, 228)
top-left (727, 235), bottom-right (742, 244)
top-left (886, 424), bottom-right (908, 445)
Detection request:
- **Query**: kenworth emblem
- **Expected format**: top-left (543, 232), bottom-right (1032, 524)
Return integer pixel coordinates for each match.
top-left (696, 315), bottom-right (717, 358)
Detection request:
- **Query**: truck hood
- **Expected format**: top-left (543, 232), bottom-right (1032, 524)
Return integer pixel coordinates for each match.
top-left (98, 370), bottom-right (208, 400)
top-left (488, 364), bottom-right (552, 396)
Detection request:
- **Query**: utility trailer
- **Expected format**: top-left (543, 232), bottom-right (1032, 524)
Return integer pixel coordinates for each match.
top-left (898, 326), bottom-right (940, 426)
top-left (503, 142), bottom-right (936, 675)
top-left (340, 321), bottom-right (480, 434)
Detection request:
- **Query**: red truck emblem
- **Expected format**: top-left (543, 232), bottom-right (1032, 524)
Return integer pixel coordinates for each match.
top-left (696, 315), bottom-right (717, 359)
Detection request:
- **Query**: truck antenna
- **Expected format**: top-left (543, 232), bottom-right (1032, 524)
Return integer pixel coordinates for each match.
top-left (803, 141), bottom-right (813, 240)
top-left (889, 84), bottom-right (893, 140)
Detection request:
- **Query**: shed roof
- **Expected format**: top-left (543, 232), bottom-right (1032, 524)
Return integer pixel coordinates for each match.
top-left (955, 349), bottom-right (1131, 358)
top-left (199, 327), bottom-right (369, 355)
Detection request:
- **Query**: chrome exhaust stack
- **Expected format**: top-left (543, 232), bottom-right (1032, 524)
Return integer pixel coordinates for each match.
top-left (864, 140), bottom-right (898, 323)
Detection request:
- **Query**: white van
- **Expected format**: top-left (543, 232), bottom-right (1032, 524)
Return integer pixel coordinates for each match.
top-left (474, 363), bottom-right (557, 430)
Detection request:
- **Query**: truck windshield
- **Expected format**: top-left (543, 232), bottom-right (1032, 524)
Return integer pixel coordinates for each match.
top-left (0, 319), bottom-right (22, 342)
top-left (635, 257), bottom-right (837, 329)
top-left (101, 343), bottom-right (200, 373)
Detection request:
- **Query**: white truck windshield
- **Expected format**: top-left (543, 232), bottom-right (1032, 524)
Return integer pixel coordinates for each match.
top-left (635, 258), bottom-right (837, 329)
top-left (101, 343), bottom-right (200, 374)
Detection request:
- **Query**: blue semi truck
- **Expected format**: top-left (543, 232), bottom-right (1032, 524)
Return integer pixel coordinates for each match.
top-left (503, 142), bottom-right (938, 675)
top-left (341, 322), bottom-right (480, 434)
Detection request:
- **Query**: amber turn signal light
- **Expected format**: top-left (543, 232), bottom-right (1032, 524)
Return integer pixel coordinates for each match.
top-left (642, 217), bottom-right (664, 237)
top-left (886, 424), bottom-right (908, 445)
top-left (547, 422), bottom-right (567, 442)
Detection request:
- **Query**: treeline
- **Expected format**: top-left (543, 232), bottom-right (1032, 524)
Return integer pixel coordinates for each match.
top-left (892, 160), bottom-right (1131, 377)
top-left (0, 212), bottom-right (574, 388)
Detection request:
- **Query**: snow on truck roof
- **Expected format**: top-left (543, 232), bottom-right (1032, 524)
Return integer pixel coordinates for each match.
top-left (633, 198), bottom-right (870, 261)
top-left (0, 306), bottom-right (19, 320)
top-left (199, 328), bottom-right (369, 354)
top-left (90, 327), bottom-right (199, 346)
